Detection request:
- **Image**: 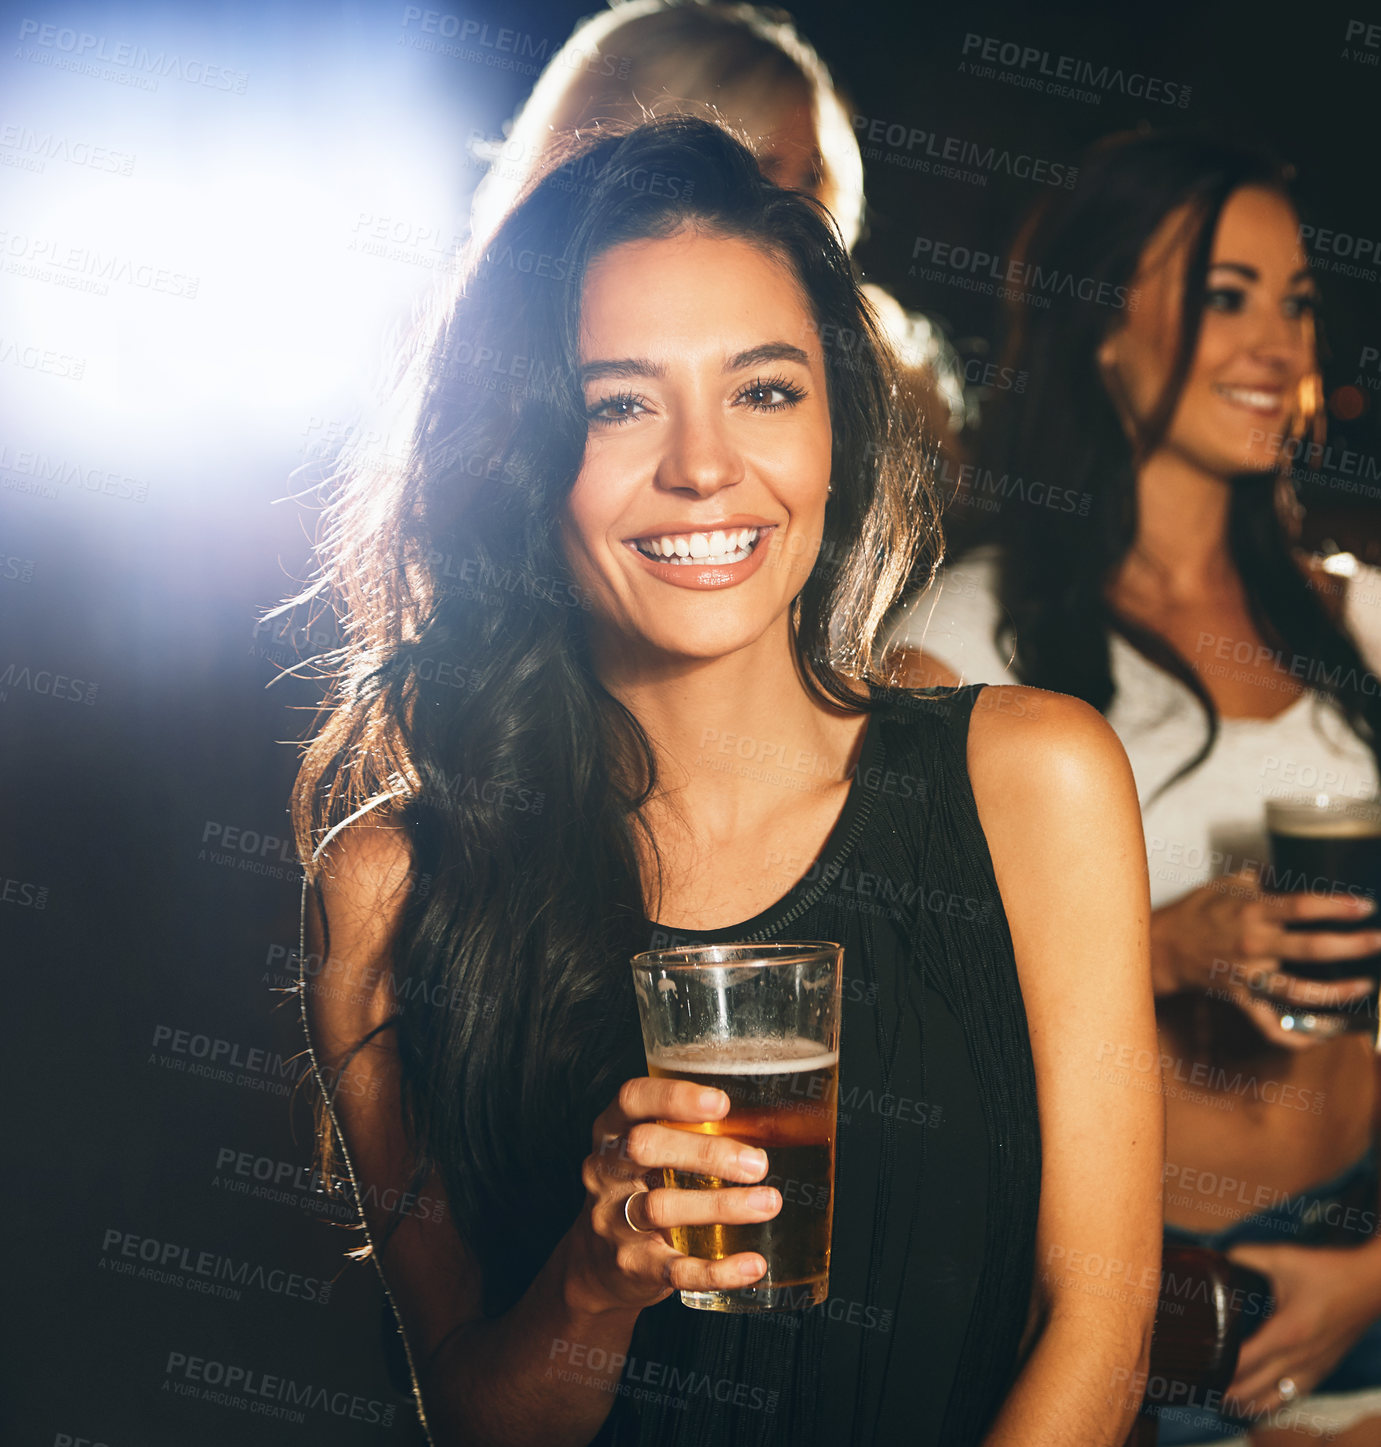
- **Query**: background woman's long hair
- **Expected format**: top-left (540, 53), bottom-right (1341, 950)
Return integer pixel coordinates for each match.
top-left (956, 130), bottom-right (1381, 797)
top-left (287, 116), bottom-right (938, 1313)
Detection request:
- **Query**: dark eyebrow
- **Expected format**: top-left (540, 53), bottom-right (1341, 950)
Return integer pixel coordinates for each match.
top-left (579, 357), bottom-right (667, 384)
top-left (727, 342), bottom-right (811, 371)
top-left (1208, 261), bottom-right (1316, 286)
top-left (579, 342), bottom-right (811, 386)
top-left (1208, 262), bottom-right (1259, 281)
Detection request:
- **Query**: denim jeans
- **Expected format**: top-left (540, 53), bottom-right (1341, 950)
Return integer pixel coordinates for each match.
top-left (1156, 1149), bottom-right (1381, 1444)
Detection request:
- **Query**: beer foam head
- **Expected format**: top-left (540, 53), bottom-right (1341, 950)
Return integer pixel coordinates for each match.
top-left (648, 1037), bottom-right (838, 1075)
top-left (1267, 796), bottom-right (1381, 838)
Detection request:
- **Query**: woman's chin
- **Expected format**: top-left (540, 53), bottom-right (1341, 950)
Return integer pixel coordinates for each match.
top-left (1187, 442), bottom-right (1294, 480)
top-left (599, 627), bottom-right (779, 672)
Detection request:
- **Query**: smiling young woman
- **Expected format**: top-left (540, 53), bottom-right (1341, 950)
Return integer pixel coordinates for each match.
top-left (288, 117), bottom-right (1160, 1446)
top-left (563, 232), bottom-right (833, 674)
top-left (888, 131), bottom-right (1381, 1444)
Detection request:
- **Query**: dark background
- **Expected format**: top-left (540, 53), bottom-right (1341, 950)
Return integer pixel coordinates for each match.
top-left (2, 1), bottom-right (1377, 1441)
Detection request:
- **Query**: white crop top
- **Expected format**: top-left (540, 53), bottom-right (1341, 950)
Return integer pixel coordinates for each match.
top-left (888, 546), bottom-right (1381, 909)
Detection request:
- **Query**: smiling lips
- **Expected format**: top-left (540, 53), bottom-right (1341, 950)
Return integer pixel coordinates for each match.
top-left (1214, 382), bottom-right (1286, 415)
top-left (624, 524), bottom-right (777, 589)
top-left (632, 526), bottom-right (762, 566)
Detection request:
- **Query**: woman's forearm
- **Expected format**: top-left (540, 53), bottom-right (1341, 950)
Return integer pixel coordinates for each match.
top-left (415, 1229), bottom-right (643, 1447)
top-left (981, 1308), bottom-right (1152, 1447)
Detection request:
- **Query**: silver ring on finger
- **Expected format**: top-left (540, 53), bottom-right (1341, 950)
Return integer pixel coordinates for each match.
top-left (622, 1183), bottom-right (652, 1234)
top-left (1277, 1376), bottom-right (1298, 1402)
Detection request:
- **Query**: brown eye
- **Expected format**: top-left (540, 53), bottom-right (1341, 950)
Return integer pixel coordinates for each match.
top-left (737, 376), bottom-right (806, 411)
top-left (586, 393), bottom-right (648, 426)
top-left (1204, 287), bottom-right (1245, 314)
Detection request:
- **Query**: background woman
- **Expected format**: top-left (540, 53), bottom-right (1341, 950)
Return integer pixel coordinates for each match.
top-left (293, 117), bottom-right (1159, 1445)
top-left (888, 130), bottom-right (1381, 1445)
top-left (468, 0), bottom-right (964, 444)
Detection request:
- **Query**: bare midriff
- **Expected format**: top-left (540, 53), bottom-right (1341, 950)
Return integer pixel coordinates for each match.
top-left (1159, 1016), bottom-right (1375, 1233)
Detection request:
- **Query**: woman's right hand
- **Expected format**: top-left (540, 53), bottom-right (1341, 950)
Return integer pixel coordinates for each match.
top-left (1151, 868), bottom-right (1381, 1047)
top-left (561, 1077), bottom-right (782, 1317)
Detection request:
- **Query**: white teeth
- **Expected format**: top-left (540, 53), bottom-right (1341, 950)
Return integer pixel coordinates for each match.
top-left (1216, 385), bottom-right (1281, 409)
top-left (632, 527), bottom-right (763, 565)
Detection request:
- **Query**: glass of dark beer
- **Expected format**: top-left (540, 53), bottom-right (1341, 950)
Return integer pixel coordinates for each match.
top-left (1265, 795), bottom-right (1381, 1039)
top-left (629, 941), bottom-right (843, 1312)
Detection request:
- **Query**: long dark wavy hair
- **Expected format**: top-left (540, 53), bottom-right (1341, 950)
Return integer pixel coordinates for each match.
top-left (953, 129), bottom-right (1381, 797)
top-left (287, 116), bottom-right (937, 1315)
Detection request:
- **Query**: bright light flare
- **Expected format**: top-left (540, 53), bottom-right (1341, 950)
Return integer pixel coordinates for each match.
top-left (0, 9), bottom-right (479, 466)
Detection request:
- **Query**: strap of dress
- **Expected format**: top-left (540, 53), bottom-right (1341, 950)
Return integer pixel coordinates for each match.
top-left (298, 876), bottom-right (438, 1443)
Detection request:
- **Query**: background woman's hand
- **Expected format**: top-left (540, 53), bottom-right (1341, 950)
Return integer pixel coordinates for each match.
top-left (1224, 1242), bottom-right (1381, 1417)
top-left (1150, 869), bottom-right (1381, 1048)
top-left (561, 1076), bottom-right (781, 1317)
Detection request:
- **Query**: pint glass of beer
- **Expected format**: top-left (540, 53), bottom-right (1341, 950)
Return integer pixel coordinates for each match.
top-left (1265, 795), bottom-right (1381, 1039)
top-left (629, 941), bottom-right (843, 1313)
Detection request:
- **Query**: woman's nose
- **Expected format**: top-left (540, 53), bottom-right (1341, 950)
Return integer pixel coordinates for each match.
top-left (1250, 304), bottom-right (1313, 370)
top-left (655, 413), bottom-right (745, 497)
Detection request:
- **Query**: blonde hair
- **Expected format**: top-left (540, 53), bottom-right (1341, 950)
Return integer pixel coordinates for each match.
top-left (469, 0), bottom-right (864, 250)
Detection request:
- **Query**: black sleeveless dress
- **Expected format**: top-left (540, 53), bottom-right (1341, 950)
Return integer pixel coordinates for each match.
top-left (596, 684), bottom-right (1042, 1447)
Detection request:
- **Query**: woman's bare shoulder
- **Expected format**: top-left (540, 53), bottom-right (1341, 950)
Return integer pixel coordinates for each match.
top-left (966, 684), bottom-right (1127, 786)
top-left (963, 684), bottom-right (1152, 1012)
top-left (964, 684), bottom-right (1143, 896)
top-left (306, 811), bottom-right (418, 1047)
top-left (314, 811), bottom-right (415, 914)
